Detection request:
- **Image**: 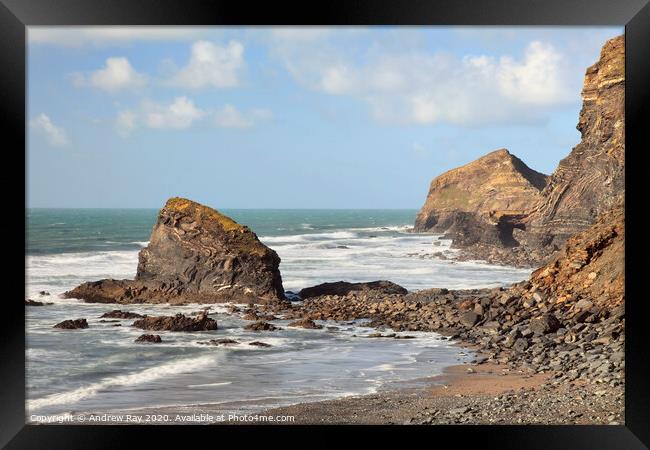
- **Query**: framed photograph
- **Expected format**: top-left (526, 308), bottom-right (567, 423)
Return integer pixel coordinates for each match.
top-left (3, 0), bottom-right (649, 447)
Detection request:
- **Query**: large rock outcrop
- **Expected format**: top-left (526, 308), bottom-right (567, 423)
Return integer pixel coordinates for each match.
top-left (299, 280), bottom-right (408, 300)
top-left (529, 199), bottom-right (624, 309)
top-left (521, 35), bottom-right (625, 252)
top-left (414, 149), bottom-right (548, 248)
top-left (413, 35), bottom-right (624, 267)
top-left (64, 197), bottom-right (286, 304)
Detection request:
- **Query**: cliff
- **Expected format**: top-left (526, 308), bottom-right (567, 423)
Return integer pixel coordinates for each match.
top-left (529, 199), bottom-right (624, 309)
top-left (521, 35), bottom-right (625, 252)
top-left (65, 197), bottom-right (286, 304)
top-left (414, 148), bottom-right (548, 249)
top-left (413, 35), bottom-right (624, 267)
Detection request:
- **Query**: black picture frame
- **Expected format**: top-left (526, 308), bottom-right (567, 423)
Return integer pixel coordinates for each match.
top-left (3, 0), bottom-right (649, 448)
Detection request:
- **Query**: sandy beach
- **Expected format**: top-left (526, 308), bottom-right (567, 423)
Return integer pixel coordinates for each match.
top-left (261, 361), bottom-right (623, 425)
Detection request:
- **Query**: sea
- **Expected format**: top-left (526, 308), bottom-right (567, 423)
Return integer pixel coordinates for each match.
top-left (26, 208), bottom-right (531, 419)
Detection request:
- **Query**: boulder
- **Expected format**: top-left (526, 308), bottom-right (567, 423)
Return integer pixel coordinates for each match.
top-left (100, 310), bottom-right (144, 319)
top-left (25, 299), bottom-right (44, 306)
top-left (299, 280), bottom-right (407, 299)
top-left (287, 318), bottom-right (323, 329)
top-left (530, 314), bottom-right (561, 335)
top-left (132, 313), bottom-right (217, 332)
top-left (135, 334), bottom-right (162, 343)
top-left (249, 341), bottom-right (272, 347)
top-left (459, 311), bottom-right (480, 328)
top-left (244, 321), bottom-right (279, 331)
top-left (54, 319), bottom-right (88, 330)
top-left (64, 198), bottom-right (286, 305)
top-left (513, 338), bottom-right (530, 353)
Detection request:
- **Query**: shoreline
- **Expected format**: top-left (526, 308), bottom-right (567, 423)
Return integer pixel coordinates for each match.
top-left (34, 356), bottom-right (623, 426)
top-left (260, 354), bottom-right (623, 426)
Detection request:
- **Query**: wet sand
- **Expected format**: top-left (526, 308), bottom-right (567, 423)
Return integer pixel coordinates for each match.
top-left (261, 361), bottom-right (623, 425)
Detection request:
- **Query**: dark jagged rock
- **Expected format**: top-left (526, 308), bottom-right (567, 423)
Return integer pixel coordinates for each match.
top-left (100, 310), bottom-right (144, 319)
top-left (132, 313), bottom-right (217, 332)
top-left (249, 341), bottom-right (272, 347)
top-left (459, 311), bottom-right (480, 328)
top-left (242, 311), bottom-right (277, 321)
top-left (287, 318), bottom-right (323, 329)
top-left (54, 319), bottom-right (88, 329)
top-left (299, 280), bottom-right (407, 300)
top-left (25, 299), bottom-right (45, 306)
top-left (198, 338), bottom-right (239, 346)
top-left (244, 321), bottom-right (279, 331)
top-left (64, 197), bottom-right (286, 305)
top-left (135, 334), bottom-right (162, 343)
top-left (530, 314), bottom-right (561, 335)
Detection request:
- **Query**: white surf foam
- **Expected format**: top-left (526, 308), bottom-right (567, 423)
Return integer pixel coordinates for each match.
top-left (27, 354), bottom-right (217, 412)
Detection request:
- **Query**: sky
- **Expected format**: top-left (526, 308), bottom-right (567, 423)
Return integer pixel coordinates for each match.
top-left (27, 26), bottom-right (622, 209)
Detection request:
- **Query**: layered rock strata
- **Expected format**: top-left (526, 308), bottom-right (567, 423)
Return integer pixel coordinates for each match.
top-left (521, 35), bottom-right (625, 252)
top-left (414, 35), bottom-right (624, 267)
top-left (65, 197), bottom-right (286, 305)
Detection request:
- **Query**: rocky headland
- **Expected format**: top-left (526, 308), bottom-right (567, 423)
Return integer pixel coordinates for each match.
top-left (279, 197), bottom-right (624, 385)
top-left (413, 35), bottom-right (624, 268)
top-left (53, 35), bottom-right (624, 426)
top-left (258, 196), bottom-right (624, 424)
top-left (64, 197), bottom-right (287, 305)
top-left (521, 35), bottom-right (625, 252)
top-left (414, 148), bottom-right (547, 242)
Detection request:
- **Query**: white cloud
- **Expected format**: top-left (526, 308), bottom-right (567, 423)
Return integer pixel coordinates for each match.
top-left (166, 40), bottom-right (245, 89)
top-left (28, 27), bottom-right (209, 47)
top-left (29, 114), bottom-right (68, 147)
top-left (114, 98), bottom-right (269, 135)
top-left (114, 97), bottom-right (205, 135)
top-left (143, 97), bottom-right (205, 129)
top-left (115, 109), bottom-right (137, 136)
top-left (269, 33), bottom-right (576, 126)
top-left (214, 105), bottom-right (272, 129)
top-left (320, 65), bottom-right (356, 94)
top-left (71, 57), bottom-right (148, 91)
top-left (496, 41), bottom-right (569, 105)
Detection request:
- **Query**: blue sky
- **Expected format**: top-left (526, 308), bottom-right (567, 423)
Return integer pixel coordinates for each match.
top-left (27, 26), bottom-right (622, 208)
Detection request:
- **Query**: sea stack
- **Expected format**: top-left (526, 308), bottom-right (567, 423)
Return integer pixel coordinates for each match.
top-left (414, 148), bottom-right (547, 248)
top-left (65, 197), bottom-right (285, 304)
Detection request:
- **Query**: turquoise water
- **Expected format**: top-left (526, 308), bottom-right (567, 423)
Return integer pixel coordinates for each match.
top-left (26, 208), bottom-right (418, 255)
top-left (25, 208), bottom-right (531, 419)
